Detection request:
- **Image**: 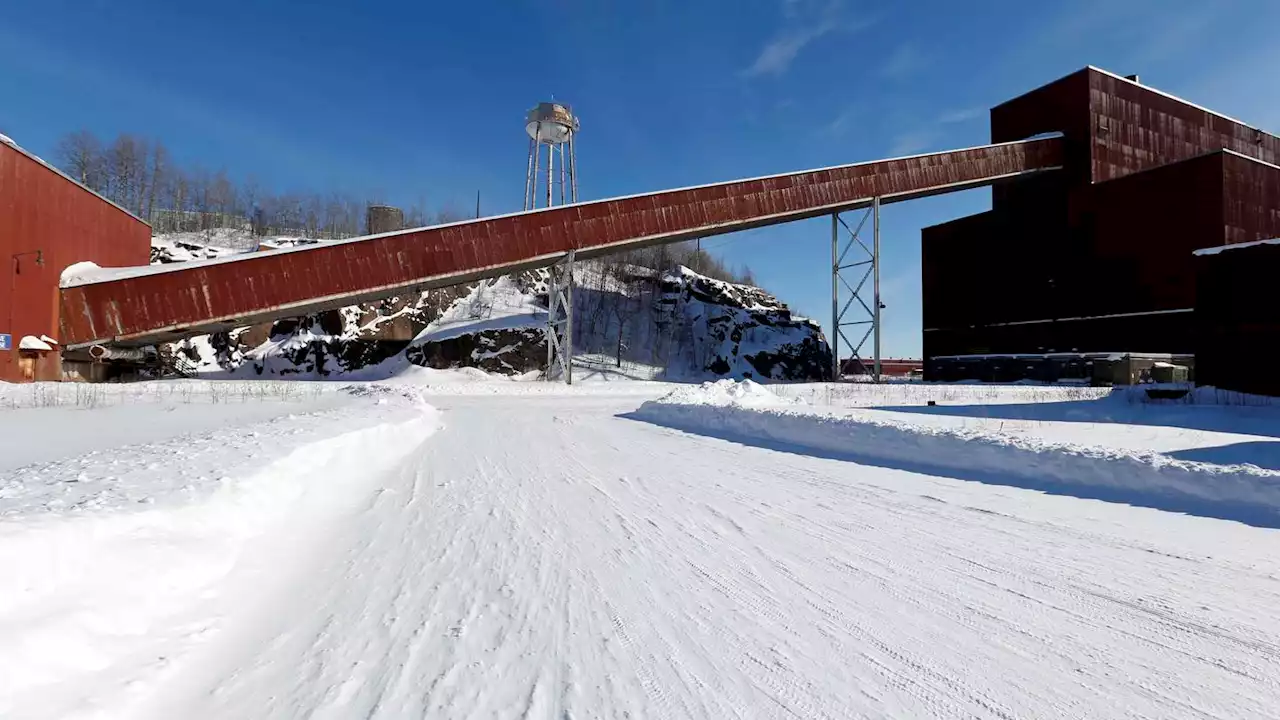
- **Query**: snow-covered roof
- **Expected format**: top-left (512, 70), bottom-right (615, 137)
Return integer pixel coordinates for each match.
top-left (1194, 238), bottom-right (1280, 256)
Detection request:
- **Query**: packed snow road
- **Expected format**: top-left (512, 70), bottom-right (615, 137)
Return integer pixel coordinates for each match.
top-left (5, 385), bottom-right (1280, 718)
top-left (127, 391), bottom-right (1280, 719)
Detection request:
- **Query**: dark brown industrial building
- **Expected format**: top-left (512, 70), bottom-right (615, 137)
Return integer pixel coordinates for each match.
top-left (0, 137), bottom-right (151, 382)
top-left (923, 67), bottom-right (1280, 381)
top-left (1194, 240), bottom-right (1280, 397)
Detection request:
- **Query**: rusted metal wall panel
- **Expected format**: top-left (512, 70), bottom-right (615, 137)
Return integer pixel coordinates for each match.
top-left (61, 138), bottom-right (1063, 348)
top-left (1088, 69), bottom-right (1280, 183)
top-left (921, 211), bottom-right (994, 331)
top-left (0, 141), bottom-right (150, 381)
top-left (1222, 152), bottom-right (1280, 245)
top-left (991, 68), bottom-right (1093, 195)
top-left (1084, 152), bottom-right (1227, 316)
top-left (924, 310), bottom-right (1196, 361)
top-left (1196, 241), bottom-right (1280, 396)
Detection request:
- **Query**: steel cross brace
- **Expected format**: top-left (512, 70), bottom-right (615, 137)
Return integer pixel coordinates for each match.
top-left (546, 250), bottom-right (575, 384)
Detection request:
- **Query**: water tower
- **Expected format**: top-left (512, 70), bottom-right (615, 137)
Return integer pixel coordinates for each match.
top-left (523, 102), bottom-right (579, 210)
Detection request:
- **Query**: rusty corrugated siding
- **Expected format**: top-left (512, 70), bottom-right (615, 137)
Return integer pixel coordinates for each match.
top-left (991, 68), bottom-right (1094, 192)
top-left (921, 211), bottom-right (994, 330)
top-left (60, 138), bottom-right (1063, 347)
top-left (1222, 152), bottom-right (1280, 245)
top-left (1085, 152), bottom-right (1228, 316)
top-left (1089, 70), bottom-right (1280, 183)
top-left (0, 140), bottom-right (150, 382)
top-left (991, 67), bottom-right (1280, 187)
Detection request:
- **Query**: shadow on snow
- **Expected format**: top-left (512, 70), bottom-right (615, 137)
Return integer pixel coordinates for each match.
top-left (620, 411), bottom-right (1280, 530)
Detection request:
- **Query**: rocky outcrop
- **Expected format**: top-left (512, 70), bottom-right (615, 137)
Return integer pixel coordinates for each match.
top-left (405, 327), bottom-right (546, 374)
top-left (656, 267), bottom-right (832, 381)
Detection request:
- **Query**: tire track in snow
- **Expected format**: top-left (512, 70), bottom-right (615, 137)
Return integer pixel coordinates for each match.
top-left (142, 393), bottom-right (1280, 719)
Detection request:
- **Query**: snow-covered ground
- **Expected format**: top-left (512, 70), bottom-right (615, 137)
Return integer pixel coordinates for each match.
top-left (4, 376), bottom-right (1280, 718)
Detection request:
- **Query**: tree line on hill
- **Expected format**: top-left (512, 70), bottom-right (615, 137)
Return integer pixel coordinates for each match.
top-left (52, 129), bottom-right (453, 239)
top-left (52, 129), bottom-right (758, 285)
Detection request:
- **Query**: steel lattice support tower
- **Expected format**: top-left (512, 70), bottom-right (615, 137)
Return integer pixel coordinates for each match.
top-left (830, 197), bottom-right (882, 382)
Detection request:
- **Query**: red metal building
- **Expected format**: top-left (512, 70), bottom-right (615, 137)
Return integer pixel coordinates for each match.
top-left (923, 67), bottom-right (1280, 378)
top-left (0, 137), bottom-right (151, 382)
top-left (841, 358), bottom-right (922, 377)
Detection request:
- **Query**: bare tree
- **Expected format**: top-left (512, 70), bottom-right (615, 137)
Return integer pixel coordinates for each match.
top-left (106, 134), bottom-right (147, 215)
top-left (55, 130), bottom-right (105, 191)
top-left (145, 142), bottom-right (168, 221)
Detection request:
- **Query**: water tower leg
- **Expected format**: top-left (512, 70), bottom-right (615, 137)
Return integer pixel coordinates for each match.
top-left (524, 136), bottom-right (537, 212)
top-left (546, 138), bottom-right (554, 210)
top-left (530, 125), bottom-right (542, 210)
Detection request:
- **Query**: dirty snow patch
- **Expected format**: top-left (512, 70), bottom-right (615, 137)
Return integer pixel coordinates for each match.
top-left (17, 336), bottom-right (52, 352)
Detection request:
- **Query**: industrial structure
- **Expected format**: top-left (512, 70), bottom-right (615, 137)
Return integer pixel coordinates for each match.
top-left (56, 139), bottom-right (1059, 352)
top-left (922, 67), bottom-right (1280, 381)
top-left (0, 136), bottom-right (151, 382)
top-left (521, 101), bottom-right (582, 382)
top-left (365, 205), bottom-right (405, 236)
top-left (2, 66), bottom-right (1276, 391)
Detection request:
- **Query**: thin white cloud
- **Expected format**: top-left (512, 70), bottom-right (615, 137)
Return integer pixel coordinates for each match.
top-left (742, 21), bottom-right (837, 77)
top-left (820, 105), bottom-right (861, 137)
top-left (937, 107), bottom-right (983, 124)
top-left (889, 130), bottom-right (936, 156)
top-left (743, 1), bottom-right (869, 78)
top-left (880, 43), bottom-right (927, 79)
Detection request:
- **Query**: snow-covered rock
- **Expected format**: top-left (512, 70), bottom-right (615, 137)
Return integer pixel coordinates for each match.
top-left (657, 267), bottom-right (831, 381)
top-left (150, 236), bottom-right (243, 264)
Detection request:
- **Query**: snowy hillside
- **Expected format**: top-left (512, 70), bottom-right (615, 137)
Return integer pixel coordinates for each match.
top-left (157, 234), bottom-right (831, 381)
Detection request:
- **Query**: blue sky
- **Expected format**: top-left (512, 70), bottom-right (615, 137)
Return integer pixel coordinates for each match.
top-left (3, 0), bottom-right (1279, 357)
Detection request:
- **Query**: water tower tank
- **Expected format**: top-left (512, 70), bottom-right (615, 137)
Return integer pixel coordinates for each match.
top-left (526, 102), bottom-right (579, 145)
top-left (366, 205), bottom-right (405, 235)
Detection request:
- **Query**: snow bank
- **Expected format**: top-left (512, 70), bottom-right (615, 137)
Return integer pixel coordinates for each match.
top-left (0, 395), bottom-right (440, 718)
top-left (656, 378), bottom-right (805, 409)
top-left (634, 382), bottom-right (1280, 526)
